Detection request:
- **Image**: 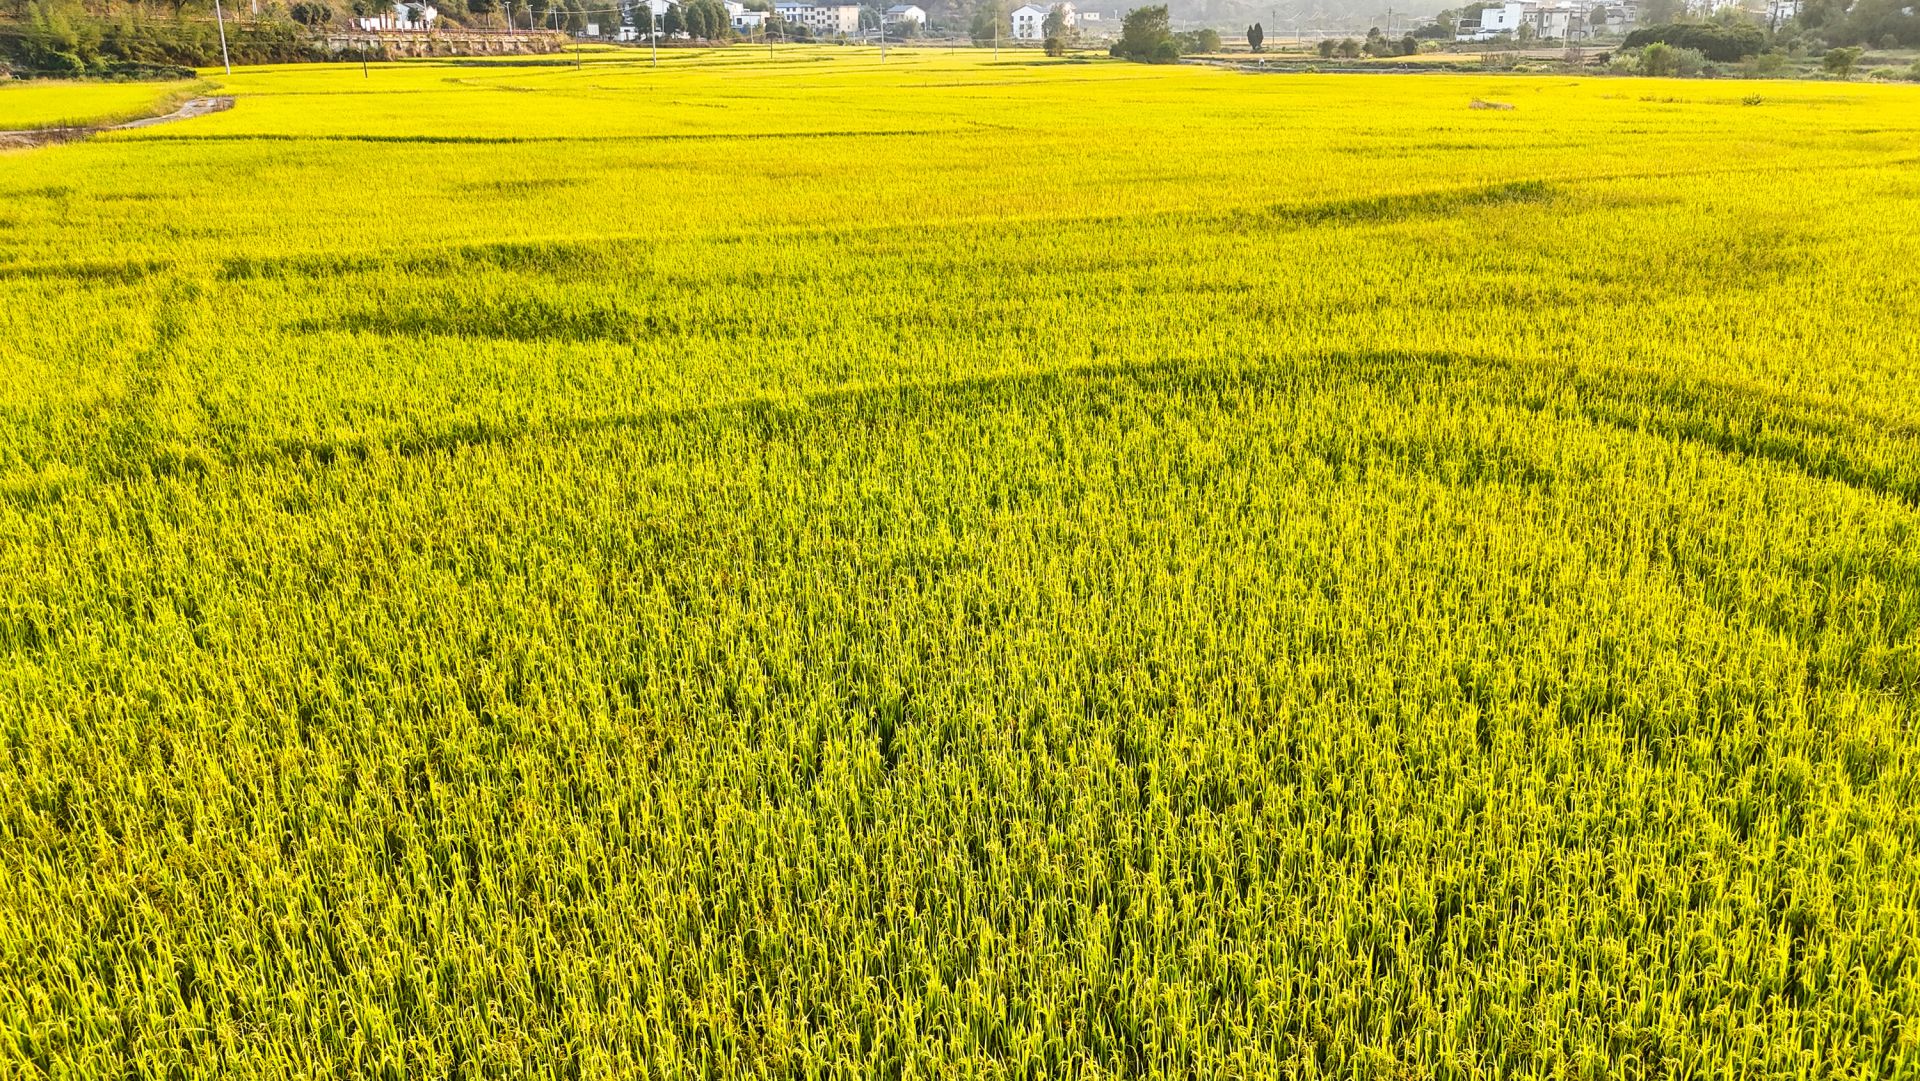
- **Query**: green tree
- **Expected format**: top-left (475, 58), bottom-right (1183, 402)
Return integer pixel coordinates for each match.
top-left (1835, 0), bottom-right (1920, 46)
top-left (289, 0), bottom-right (332, 24)
top-left (969, 0), bottom-right (1005, 44)
top-left (1247, 20), bottom-right (1263, 50)
top-left (1317, 36), bottom-right (1335, 56)
top-left (1042, 2), bottom-right (1071, 39)
top-left (1112, 3), bottom-right (1171, 60)
top-left (1335, 35), bottom-right (1359, 56)
top-left (1638, 0), bottom-right (1680, 24)
top-left (1399, 31), bottom-right (1416, 52)
top-left (1824, 44), bottom-right (1862, 74)
top-left (685, 0), bottom-right (727, 36)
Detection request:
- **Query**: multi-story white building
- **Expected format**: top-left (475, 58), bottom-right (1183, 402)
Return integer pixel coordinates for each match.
top-left (1456, 1), bottom-right (1525, 38)
top-left (1456, 0), bottom-right (1603, 40)
top-left (1010, 0), bottom-right (1072, 40)
top-left (884, 3), bottom-right (926, 25)
top-left (774, 0), bottom-right (861, 34)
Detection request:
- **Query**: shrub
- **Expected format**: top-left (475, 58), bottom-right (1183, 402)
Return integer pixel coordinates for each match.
top-left (1670, 45), bottom-right (1707, 75)
top-left (1043, 34), bottom-right (1064, 55)
top-left (1174, 28), bottom-right (1221, 54)
top-left (37, 49), bottom-right (88, 75)
top-left (1622, 22), bottom-right (1764, 61)
top-left (1639, 41), bottom-right (1675, 75)
top-left (1824, 45), bottom-right (1863, 75)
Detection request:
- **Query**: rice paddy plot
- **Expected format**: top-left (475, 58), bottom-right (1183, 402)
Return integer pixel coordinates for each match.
top-left (2, 46), bottom-right (1919, 1079)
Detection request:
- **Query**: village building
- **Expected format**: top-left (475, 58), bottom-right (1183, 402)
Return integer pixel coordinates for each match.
top-left (774, 0), bottom-right (861, 34)
top-left (1009, 0), bottom-right (1071, 40)
top-left (726, 1), bottom-right (770, 30)
top-left (1455, 0), bottom-right (1627, 40)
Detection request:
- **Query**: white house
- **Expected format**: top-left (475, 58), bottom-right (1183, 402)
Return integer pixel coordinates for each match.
top-left (883, 3), bottom-right (926, 25)
top-left (774, 0), bottom-right (860, 33)
top-left (1455, 0), bottom-right (1599, 40)
top-left (1010, 1), bottom-right (1070, 40)
top-left (1456, 0), bottom-right (1523, 38)
top-left (1533, 3), bottom-right (1577, 37)
top-left (726, 0), bottom-right (768, 29)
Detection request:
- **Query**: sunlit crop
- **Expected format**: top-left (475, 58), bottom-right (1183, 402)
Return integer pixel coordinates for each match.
top-left (2, 48), bottom-right (1918, 1078)
top-left (0, 77), bottom-right (198, 130)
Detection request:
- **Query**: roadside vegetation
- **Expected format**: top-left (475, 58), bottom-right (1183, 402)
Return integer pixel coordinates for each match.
top-left (2, 50), bottom-right (1918, 1077)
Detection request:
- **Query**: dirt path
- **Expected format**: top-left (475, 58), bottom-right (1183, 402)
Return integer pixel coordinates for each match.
top-left (0, 96), bottom-right (235, 150)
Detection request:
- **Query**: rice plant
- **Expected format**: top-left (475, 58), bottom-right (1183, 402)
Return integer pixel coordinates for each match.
top-left (1, 48), bottom-right (1917, 1079)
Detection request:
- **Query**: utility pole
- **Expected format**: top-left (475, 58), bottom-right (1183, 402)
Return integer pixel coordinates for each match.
top-left (213, 0), bottom-right (233, 73)
top-left (653, 3), bottom-right (660, 64)
top-left (878, 5), bottom-right (887, 58)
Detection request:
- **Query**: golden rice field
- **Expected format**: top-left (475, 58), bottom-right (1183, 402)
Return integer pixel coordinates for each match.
top-left (0, 78), bottom-right (200, 131)
top-left (2, 47), bottom-right (1919, 1078)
